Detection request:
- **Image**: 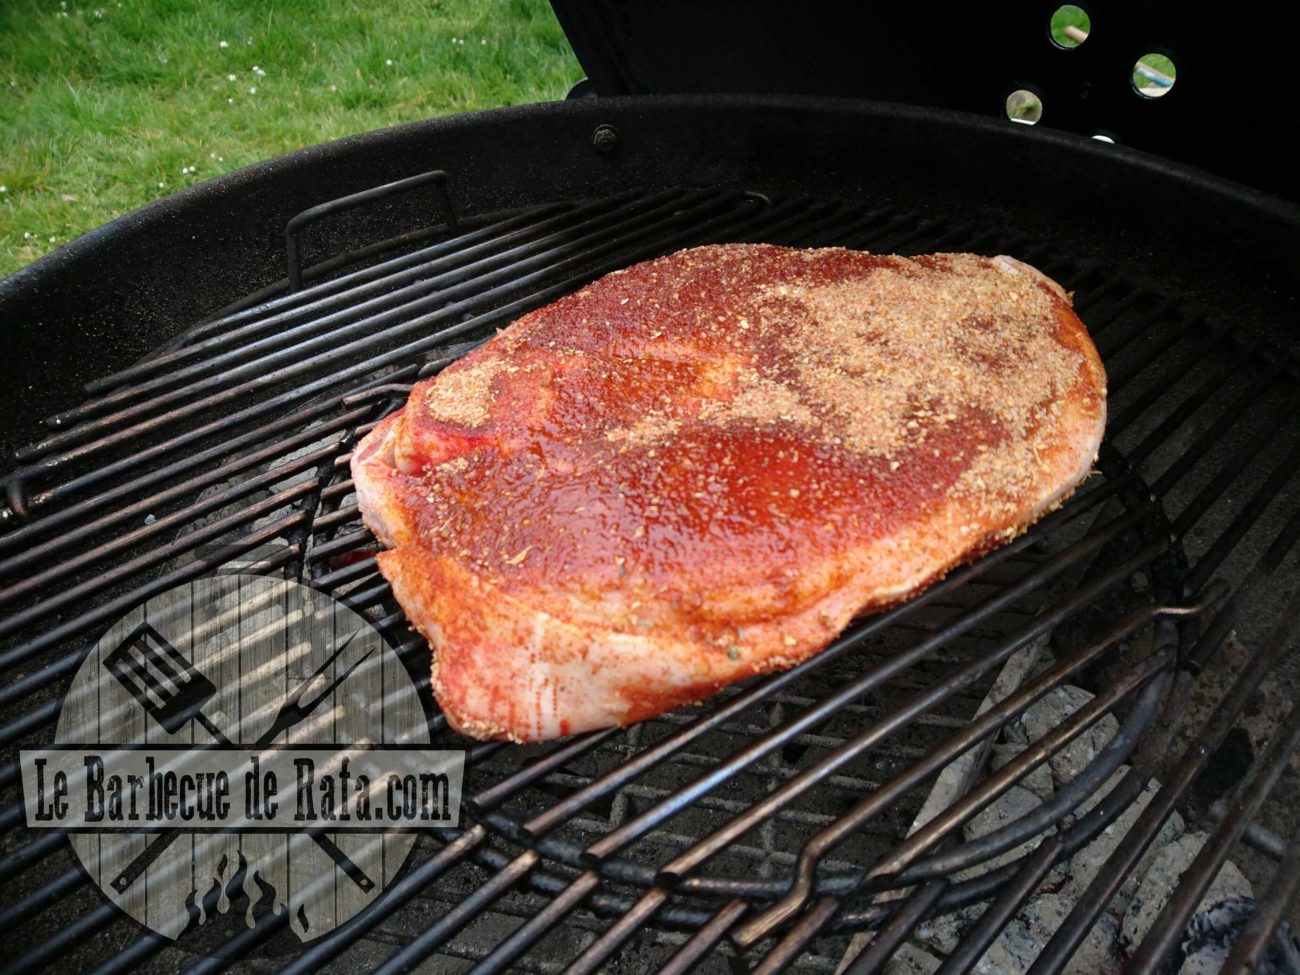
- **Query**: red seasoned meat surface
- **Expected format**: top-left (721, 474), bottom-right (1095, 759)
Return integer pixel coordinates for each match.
top-left (352, 244), bottom-right (1106, 741)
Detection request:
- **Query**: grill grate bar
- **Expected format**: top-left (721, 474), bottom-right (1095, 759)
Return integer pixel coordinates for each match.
top-left (0, 480), bottom-right (316, 652)
top-left (88, 205), bottom-right (569, 377)
top-left (739, 200), bottom-right (847, 244)
top-left (1150, 374), bottom-right (1293, 498)
top-left (1026, 587), bottom-right (1300, 975)
top-left (1084, 291), bottom-right (1174, 348)
top-left (932, 837), bottom-right (1064, 975)
top-left (891, 674), bottom-right (1162, 888)
top-left (0, 699), bottom-right (59, 750)
top-left (518, 783), bottom-right (898, 833)
top-left (50, 191), bottom-right (683, 434)
top-left (0, 833), bottom-right (63, 884)
top-left (831, 769), bottom-right (1156, 933)
top-left (305, 528), bottom-right (373, 563)
top-left (734, 590), bottom-right (1191, 943)
top-left (0, 400), bottom-right (372, 556)
top-left (69, 202), bottom-right (581, 411)
top-left (6, 900), bottom-right (119, 975)
top-left (630, 508), bottom-right (1158, 880)
top-left (1219, 820), bottom-right (1300, 974)
top-left (651, 899), bottom-right (748, 975)
top-left (310, 502), bottom-right (362, 534)
top-left (1103, 316), bottom-right (1216, 423)
top-left (1179, 423), bottom-right (1300, 595)
top-left (0, 506), bottom-right (308, 743)
top-left (862, 646), bottom-right (1172, 887)
top-left (547, 817), bottom-right (889, 870)
top-left (1126, 696), bottom-right (1300, 974)
top-left (0, 440), bottom-right (341, 613)
top-left (840, 215), bottom-right (945, 253)
top-left (832, 212), bottom-right (922, 251)
top-left (370, 852), bottom-right (542, 975)
top-left (839, 879), bottom-right (948, 975)
top-left (51, 726), bottom-right (608, 975)
top-left (310, 555), bottom-right (378, 591)
top-left (1122, 338), bottom-right (1262, 466)
top-left (0, 862), bottom-right (83, 930)
top-left (464, 872), bottom-right (601, 975)
top-left (752, 897), bottom-right (840, 975)
top-left (787, 209), bottom-right (890, 248)
top-left (557, 886), bottom-right (669, 975)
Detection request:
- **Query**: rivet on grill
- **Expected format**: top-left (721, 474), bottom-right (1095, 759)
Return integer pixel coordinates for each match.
top-left (592, 124), bottom-right (619, 154)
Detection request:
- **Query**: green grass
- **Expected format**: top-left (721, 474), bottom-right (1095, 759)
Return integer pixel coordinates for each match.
top-left (0, 0), bottom-right (581, 278)
top-left (1048, 4), bottom-right (1090, 48)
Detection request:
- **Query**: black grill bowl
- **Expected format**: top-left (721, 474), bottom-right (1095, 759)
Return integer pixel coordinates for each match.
top-left (1, 95), bottom-right (1299, 975)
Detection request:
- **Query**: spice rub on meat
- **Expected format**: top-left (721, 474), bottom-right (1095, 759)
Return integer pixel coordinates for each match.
top-left (351, 244), bottom-right (1106, 742)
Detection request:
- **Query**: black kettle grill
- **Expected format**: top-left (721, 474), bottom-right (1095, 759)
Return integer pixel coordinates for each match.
top-left (0, 3), bottom-right (1298, 973)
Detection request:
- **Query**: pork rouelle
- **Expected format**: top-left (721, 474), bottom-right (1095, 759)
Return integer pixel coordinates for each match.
top-left (352, 244), bottom-right (1106, 742)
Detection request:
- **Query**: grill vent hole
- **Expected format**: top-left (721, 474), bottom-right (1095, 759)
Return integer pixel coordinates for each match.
top-left (1006, 89), bottom-right (1044, 125)
top-left (1049, 5), bottom-right (1091, 48)
top-left (1133, 52), bottom-right (1177, 97)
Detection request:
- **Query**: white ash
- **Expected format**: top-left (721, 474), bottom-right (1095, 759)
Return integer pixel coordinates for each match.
top-left (1178, 899), bottom-right (1300, 975)
top-left (957, 785), bottom-right (1053, 883)
top-left (975, 892), bottom-right (1122, 975)
top-left (1004, 684), bottom-right (1121, 788)
top-left (892, 684), bottom-right (1260, 974)
top-left (991, 741), bottom-right (1054, 800)
top-left (161, 426), bottom-right (351, 573)
top-left (882, 941), bottom-right (943, 975)
top-left (1070, 771), bottom-right (1186, 904)
top-left (913, 904), bottom-right (986, 958)
top-left (1120, 831), bottom-right (1252, 950)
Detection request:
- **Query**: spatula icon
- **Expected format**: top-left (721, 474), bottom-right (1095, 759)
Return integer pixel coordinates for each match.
top-left (103, 620), bottom-right (376, 895)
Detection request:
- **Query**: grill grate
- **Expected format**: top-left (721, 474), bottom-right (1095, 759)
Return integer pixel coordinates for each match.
top-left (1, 182), bottom-right (1298, 975)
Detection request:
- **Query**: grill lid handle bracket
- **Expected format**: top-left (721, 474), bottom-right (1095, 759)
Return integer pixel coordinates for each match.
top-left (284, 169), bottom-right (458, 292)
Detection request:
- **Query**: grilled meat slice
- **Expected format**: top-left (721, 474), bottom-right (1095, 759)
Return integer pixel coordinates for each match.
top-left (352, 244), bottom-right (1106, 742)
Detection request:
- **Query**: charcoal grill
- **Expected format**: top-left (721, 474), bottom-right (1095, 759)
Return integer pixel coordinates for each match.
top-left (2, 4), bottom-right (1300, 974)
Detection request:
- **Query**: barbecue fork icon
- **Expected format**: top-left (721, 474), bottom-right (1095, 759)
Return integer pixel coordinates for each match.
top-left (103, 620), bottom-right (376, 895)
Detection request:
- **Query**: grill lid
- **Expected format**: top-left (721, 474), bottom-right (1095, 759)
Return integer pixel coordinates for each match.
top-left (549, 0), bottom-right (1298, 202)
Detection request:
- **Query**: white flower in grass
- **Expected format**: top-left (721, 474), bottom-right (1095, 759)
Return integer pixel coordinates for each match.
top-left (385, 59), bottom-right (393, 66)
top-left (227, 73), bottom-right (236, 81)
top-left (219, 40), bottom-right (228, 48)
top-left (248, 86), bottom-right (257, 94)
